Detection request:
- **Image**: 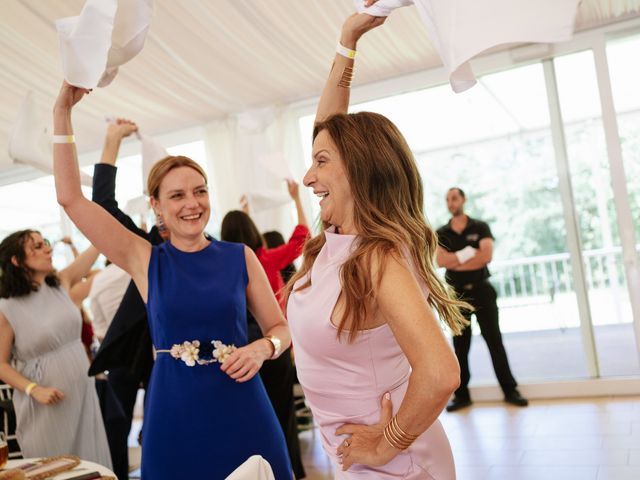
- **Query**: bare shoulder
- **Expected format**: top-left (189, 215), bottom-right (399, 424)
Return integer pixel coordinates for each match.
top-left (243, 245), bottom-right (260, 268)
top-left (0, 309), bottom-right (13, 333)
top-left (370, 247), bottom-right (413, 284)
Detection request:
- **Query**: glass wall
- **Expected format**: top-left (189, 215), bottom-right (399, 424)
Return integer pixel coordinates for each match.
top-left (607, 34), bottom-right (640, 244)
top-left (554, 50), bottom-right (638, 376)
top-left (297, 31), bottom-right (640, 384)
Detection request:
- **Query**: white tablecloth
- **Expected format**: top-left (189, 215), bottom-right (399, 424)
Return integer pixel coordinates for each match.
top-left (6, 458), bottom-right (116, 478)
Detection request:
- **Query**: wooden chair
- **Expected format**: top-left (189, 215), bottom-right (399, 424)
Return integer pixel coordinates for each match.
top-left (0, 382), bottom-right (22, 458)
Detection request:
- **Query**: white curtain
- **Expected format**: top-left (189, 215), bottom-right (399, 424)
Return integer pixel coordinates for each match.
top-left (203, 106), bottom-right (313, 238)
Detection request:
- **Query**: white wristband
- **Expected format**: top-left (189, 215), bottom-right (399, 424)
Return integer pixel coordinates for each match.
top-left (53, 134), bottom-right (75, 144)
top-left (336, 43), bottom-right (357, 59)
top-left (455, 246), bottom-right (477, 264)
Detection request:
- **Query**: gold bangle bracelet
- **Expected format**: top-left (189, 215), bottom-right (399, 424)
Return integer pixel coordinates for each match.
top-left (383, 424), bottom-right (411, 450)
top-left (25, 382), bottom-right (38, 396)
top-left (383, 415), bottom-right (417, 451)
top-left (392, 416), bottom-right (418, 440)
top-left (338, 66), bottom-right (355, 89)
top-left (383, 425), bottom-right (405, 450)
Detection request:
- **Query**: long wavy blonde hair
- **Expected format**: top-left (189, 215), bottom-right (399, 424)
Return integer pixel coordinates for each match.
top-left (285, 112), bottom-right (470, 342)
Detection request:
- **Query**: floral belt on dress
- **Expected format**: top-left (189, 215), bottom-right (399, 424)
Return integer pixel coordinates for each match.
top-left (156, 340), bottom-right (236, 366)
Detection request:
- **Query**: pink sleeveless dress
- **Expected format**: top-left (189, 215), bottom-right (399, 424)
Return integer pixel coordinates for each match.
top-left (288, 227), bottom-right (456, 479)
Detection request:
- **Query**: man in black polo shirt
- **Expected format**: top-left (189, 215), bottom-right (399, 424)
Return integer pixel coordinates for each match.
top-left (437, 187), bottom-right (528, 411)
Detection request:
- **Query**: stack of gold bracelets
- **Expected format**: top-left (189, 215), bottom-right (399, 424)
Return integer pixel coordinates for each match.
top-left (383, 415), bottom-right (418, 450)
top-left (336, 43), bottom-right (356, 89)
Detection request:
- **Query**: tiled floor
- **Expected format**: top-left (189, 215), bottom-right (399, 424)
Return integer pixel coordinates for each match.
top-left (299, 396), bottom-right (640, 480)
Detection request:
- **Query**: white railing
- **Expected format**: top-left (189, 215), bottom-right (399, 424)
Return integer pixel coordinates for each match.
top-left (490, 245), bottom-right (639, 301)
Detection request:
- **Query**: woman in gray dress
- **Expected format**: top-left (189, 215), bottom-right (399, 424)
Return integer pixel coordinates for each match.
top-left (0, 230), bottom-right (112, 468)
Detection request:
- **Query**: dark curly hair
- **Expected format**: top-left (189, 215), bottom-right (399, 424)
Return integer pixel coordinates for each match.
top-left (0, 229), bottom-right (60, 299)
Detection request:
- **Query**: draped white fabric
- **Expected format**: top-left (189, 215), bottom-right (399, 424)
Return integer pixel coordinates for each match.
top-left (56, 0), bottom-right (153, 88)
top-left (8, 92), bottom-right (93, 186)
top-left (203, 106), bottom-right (310, 235)
top-left (139, 132), bottom-right (168, 194)
top-left (355, 0), bottom-right (581, 92)
top-left (1, 1), bottom-right (639, 177)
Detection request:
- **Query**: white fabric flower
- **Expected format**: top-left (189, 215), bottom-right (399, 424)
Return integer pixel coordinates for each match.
top-left (180, 341), bottom-right (200, 367)
top-left (212, 340), bottom-right (236, 364)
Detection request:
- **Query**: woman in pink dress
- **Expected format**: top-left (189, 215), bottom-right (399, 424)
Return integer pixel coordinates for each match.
top-left (285, 11), bottom-right (469, 480)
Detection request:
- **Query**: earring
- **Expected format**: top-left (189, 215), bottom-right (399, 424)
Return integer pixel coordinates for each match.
top-left (156, 213), bottom-right (169, 239)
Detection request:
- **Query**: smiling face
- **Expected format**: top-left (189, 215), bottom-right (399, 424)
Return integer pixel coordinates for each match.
top-left (150, 166), bottom-right (210, 242)
top-left (304, 129), bottom-right (356, 233)
top-left (21, 232), bottom-right (53, 277)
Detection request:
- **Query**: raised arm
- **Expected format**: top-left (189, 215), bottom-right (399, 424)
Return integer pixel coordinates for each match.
top-left (100, 119), bottom-right (138, 167)
top-left (53, 82), bottom-right (151, 301)
top-left (58, 245), bottom-right (99, 291)
top-left (287, 179), bottom-right (308, 228)
top-left (315, 13), bottom-right (386, 123)
top-left (262, 225), bottom-right (309, 272)
top-left (60, 236), bottom-right (79, 258)
top-left (93, 119), bottom-right (150, 239)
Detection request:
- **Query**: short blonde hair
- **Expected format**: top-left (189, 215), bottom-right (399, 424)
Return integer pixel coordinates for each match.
top-left (147, 156), bottom-right (208, 199)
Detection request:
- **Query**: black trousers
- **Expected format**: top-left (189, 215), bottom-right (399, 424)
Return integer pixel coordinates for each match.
top-left (95, 378), bottom-right (130, 480)
top-left (106, 367), bottom-right (144, 479)
top-left (452, 281), bottom-right (518, 399)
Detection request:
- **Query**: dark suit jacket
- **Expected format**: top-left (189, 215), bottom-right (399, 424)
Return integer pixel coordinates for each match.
top-left (87, 164), bottom-right (162, 383)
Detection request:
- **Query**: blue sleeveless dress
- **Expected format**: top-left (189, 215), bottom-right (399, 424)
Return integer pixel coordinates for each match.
top-left (142, 240), bottom-right (292, 479)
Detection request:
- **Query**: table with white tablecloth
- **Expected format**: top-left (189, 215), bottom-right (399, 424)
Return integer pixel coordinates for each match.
top-left (6, 458), bottom-right (115, 479)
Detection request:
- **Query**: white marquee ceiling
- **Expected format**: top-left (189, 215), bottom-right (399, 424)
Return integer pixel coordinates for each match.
top-left (1, 0), bottom-right (640, 179)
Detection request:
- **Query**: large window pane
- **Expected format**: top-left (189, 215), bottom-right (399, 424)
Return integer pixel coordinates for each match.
top-left (411, 64), bottom-right (588, 382)
top-left (554, 49), bottom-right (639, 377)
top-left (608, 34), bottom-right (640, 244)
top-left (299, 64), bottom-right (592, 383)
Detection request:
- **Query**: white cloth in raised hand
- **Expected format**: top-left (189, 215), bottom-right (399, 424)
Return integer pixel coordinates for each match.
top-left (124, 195), bottom-right (150, 217)
top-left (257, 152), bottom-right (294, 182)
top-left (455, 245), bottom-right (477, 264)
top-left (355, 0), bottom-right (413, 17)
top-left (139, 133), bottom-right (169, 195)
top-left (9, 92), bottom-right (93, 186)
top-left (354, 0), bottom-right (580, 93)
top-left (225, 455), bottom-right (275, 480)
top-left (245, 190), bottom-right (291, 213)
top-left (56, 0), bottom-right (153, 89)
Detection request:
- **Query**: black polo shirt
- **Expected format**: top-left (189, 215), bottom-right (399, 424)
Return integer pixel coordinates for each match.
top-left (437, 216), bottom-right (494, 289)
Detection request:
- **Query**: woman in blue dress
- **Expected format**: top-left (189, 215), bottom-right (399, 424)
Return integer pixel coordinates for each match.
top-left (52, 82), bottom-right (293, 480)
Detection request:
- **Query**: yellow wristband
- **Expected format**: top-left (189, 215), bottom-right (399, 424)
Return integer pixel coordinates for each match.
top-left (25, 382), bottom-right (38, 396)
top-left (52, 134), bottom-right (75, 144)
top-left (336, 43), bottom-right (357, 59)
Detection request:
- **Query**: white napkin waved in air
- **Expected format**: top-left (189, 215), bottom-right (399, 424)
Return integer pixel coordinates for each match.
top-left (139, 133), bottom-right (168, 195)
top-left (354, 0), bottom-right (580, 92)
top-left (9, 92), bottom-right (93, 186)
top-left (56, 0), bottom-right (153, 88)
top-left (245, 190), bottom-right (291, 213)
top-left (257, 152), bottom-right (294, 182)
